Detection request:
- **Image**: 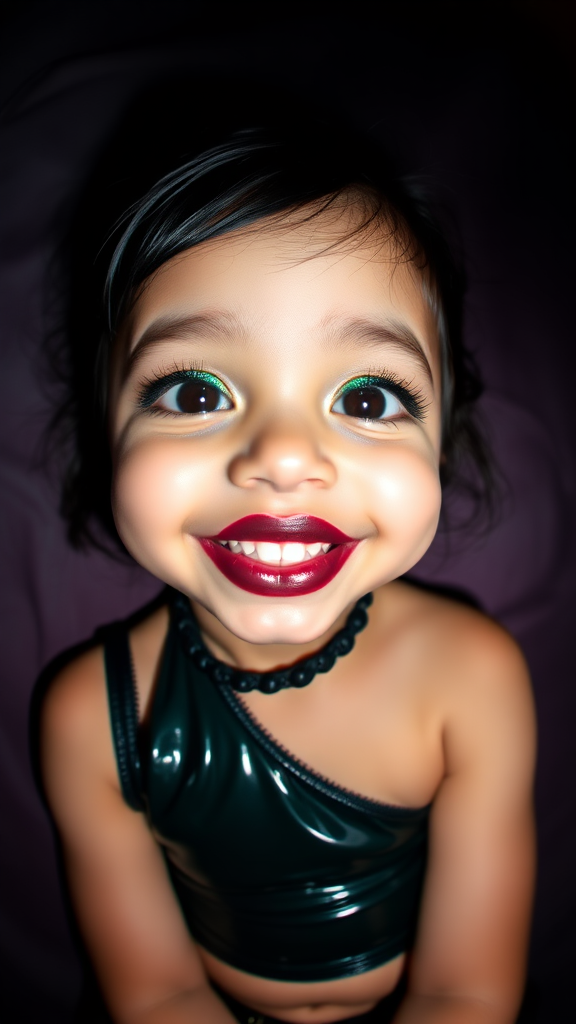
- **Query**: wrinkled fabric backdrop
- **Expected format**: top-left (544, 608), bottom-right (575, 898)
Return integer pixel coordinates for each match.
top-left (1, 3), bottom-right (574, 1022)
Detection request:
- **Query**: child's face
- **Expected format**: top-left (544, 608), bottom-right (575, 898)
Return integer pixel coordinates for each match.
top-left (110, 212), bottom-right (443, 646)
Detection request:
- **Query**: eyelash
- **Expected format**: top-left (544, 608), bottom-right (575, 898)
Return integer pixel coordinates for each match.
top-left (137, 364), bottom-right (232, 413)
top-left (332, 371), bottom-right (428, 422)
top-left (136, 365), bottom-right (427, 421)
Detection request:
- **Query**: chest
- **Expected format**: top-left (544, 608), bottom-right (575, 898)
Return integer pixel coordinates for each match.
top-left (238, 646), bottom-right (445, 810)
top-left (145, 648), bottom-right (430, 886)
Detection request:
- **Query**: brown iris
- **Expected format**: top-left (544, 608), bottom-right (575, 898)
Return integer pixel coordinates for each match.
top-left (174, 381), bottom-right (222, 414)
top-left (341, 386), bottom-right (386, 419)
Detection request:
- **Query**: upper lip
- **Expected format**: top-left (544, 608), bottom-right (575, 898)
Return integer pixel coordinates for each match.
top-left (208, 515), bottom-right (353, 544)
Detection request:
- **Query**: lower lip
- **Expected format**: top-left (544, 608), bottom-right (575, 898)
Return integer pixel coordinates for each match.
top-left (198, 540), bottom-right (358, 596)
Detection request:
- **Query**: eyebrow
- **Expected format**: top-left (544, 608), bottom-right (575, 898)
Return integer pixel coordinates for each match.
top-left (320, 315), bottom-right (434, 386)
top-left (125, 309), bottom-right (434, 386)
top-left (125, 311), bottom-right (246, 377)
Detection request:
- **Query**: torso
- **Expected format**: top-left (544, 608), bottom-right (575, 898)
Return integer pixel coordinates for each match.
top-left (126, 579), bottom-right (484, 1022)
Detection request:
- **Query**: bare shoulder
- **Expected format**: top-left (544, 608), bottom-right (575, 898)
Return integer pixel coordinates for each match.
top-left (41, 603), bottom-right (170, 815)
top-left (40, 605), bottom-right (210, 1017)
top-left (378, 580), bottom-right (535, 766)
top-left (41, 642), bottom-right (116, 792)
top-left (386, 578), bottom-right (531, 688)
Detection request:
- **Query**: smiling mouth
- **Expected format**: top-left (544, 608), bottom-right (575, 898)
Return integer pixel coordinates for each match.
top-left (198, 515), bottom-right (358, 596)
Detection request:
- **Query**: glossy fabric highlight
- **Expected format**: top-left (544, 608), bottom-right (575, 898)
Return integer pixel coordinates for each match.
top-left (105, 594), bottom-right (430, 981)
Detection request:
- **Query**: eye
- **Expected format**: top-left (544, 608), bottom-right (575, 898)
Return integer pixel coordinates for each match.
top-left (138, 370), bottom-right (233, 415)
top-left (331, 380), bottom-right (405, 421)
top-left (158, 379), bottom-right (232, 414)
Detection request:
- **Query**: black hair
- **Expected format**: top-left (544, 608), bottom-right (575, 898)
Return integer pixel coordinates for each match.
top-left (50, 117), bottom-right (493, 554)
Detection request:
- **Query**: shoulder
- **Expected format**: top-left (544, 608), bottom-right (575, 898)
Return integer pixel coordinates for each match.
top-left (40, 640), bottom-right (123, 849)
top-left (41, 643), bottom-right (109, 753)
top-left (41, 643), bottom-right (118, 807)
top-left (383, 578), bottom-right (531, 689)
top-left (376, 580), bottom-right (535, 769)
top-left (41, 602), bottom-right (170, 814)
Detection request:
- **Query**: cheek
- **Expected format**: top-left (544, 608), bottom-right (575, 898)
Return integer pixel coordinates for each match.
top-left (112, 438), bottom-right (206, 559)
top-left (365, 446), bottom-right (442, 552)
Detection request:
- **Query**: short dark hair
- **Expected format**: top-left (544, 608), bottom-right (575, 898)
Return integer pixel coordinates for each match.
top-left (51, 120), bottom-right (493, 554)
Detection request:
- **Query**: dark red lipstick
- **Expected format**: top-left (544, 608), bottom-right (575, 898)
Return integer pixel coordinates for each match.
top-left (198, 515), bottom-right (358, 596)
top-left (214, 515), bottom-right (352, 544)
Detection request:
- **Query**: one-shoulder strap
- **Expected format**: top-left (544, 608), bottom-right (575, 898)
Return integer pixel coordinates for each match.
top-left (102, 622), bottom-right (145, 812)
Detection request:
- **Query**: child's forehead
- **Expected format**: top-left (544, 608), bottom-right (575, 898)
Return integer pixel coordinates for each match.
top-left (122, 209), bottom-right (439, 360)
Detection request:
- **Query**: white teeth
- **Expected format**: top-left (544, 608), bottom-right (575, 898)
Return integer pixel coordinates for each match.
top-left (282, 542), bottom-right (306, 564)
top-left (256, 541), bottom-right (282, 564)
top-left (218, 539), bottom-right (333, 565)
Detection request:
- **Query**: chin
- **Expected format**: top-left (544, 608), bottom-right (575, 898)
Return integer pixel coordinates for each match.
top-left (202, 589), bottom-right (352, 648)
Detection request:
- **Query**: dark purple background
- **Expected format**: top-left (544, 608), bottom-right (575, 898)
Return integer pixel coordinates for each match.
top-left (1, 3), bottom-right (574, 1021)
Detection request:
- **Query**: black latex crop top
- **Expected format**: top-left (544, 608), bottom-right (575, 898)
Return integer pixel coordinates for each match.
top-left (104, 589), bottom-right (430, 982)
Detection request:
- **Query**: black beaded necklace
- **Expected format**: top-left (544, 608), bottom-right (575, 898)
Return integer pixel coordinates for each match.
top-left (172, 590), bottom-right (373, 694)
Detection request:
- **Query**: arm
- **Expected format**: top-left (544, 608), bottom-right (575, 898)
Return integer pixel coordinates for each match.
top-left (394, 623), bottom-right (536, 1024)
top-left (41, 646), bottom-right (236, 1024)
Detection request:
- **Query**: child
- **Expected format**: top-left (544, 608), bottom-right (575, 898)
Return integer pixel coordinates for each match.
top-left (41, 124), bottom-right (535, 1024)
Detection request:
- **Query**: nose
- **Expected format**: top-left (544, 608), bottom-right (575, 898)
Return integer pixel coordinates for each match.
top-left (228, 417), bottom-right (337, 492)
